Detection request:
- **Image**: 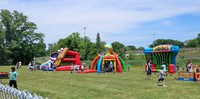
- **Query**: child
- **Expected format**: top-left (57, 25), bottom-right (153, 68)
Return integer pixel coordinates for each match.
top-left (110, 61), bottom-right (113, 72)
top-left (145, 60), bottom-right (152, 80)
top-left (81, 64), bottom-right (84, 72)
top-left (157, 67), bottom-right (166, 87)
top-left (127, 64), bottom-right (131, 71)
top-left (16, 62), bottom-right (19, 69)
top-left (82, 62), bottom-right (86, 69)
top-left (9, 67), bottom-right (18, 89)
top-left (75, 64), bottom-right (79, 72)
top-left (53, 63), bottom-right (57, 72)
top-left (28, 63), bottom-right (34, 72)
top-left (46, 63), bottom-right (49, 73)
top-left (19, 61), bottom-right (22, 68)
top-left (161, 62), bottom-right (167, 76)
top-left (70, 63), bottom-right (74, 74)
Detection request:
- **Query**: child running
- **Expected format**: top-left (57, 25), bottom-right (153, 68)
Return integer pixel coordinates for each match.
top-left (157, 67), bottom-right (166, 87)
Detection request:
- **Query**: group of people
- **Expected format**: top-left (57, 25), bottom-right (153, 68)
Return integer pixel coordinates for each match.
top-left (145, 60), bottom-right (167, 87)
top-left (70, 62), bottom-right (86, 74)
top-left (28, 62), bottom-right (41, 72)
top-left (185, 60), bottom-right (199, 73)
top-left (103, 61), bottom-right (114, 73)
top-left (145, 59), bottom-right (200, 87)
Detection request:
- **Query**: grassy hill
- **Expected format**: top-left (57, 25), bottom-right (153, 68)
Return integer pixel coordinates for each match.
top-left (0, 66), bottom-right (200, 99)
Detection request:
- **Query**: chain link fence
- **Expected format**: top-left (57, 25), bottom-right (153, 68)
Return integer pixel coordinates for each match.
top-left (0, 83), bottom-right (48, 99)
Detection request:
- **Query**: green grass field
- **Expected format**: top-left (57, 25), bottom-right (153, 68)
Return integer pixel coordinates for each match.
top-left (0, 66), bottom-right (200, 99)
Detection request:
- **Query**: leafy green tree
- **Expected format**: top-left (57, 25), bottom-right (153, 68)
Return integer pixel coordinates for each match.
top-left (185, 33), bottom-right (200, 48)
top-left (50, 32), bottom-right (97, 60)
top-left (0, 9), bottom-right (46, 64)
top-left (111, 42), bottom-right (125, 58)
top-left (79, 36), bottom-right (93, 60)
top-left (95, 32), bottom-right (105, 54)
top-left (137, 47), bottom-right (144, 50)
top-left (149, 39), bottom-right (185, 48)
top-left (126, 45), bottom-right (137, 50)
top-left (128, 52), bottom-right (136, 60)
top-left (50, 32), bottom-right (82, 53)
top-left (96, 32), bottom-right (101, 53)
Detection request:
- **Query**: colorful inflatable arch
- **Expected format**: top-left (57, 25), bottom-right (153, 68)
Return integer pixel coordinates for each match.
top-left (90, 44), bottom-right (126, 73)
top-left (55, 48), bottom-right (81, 71)
top-left (144, 45), bottom-right (179, 74)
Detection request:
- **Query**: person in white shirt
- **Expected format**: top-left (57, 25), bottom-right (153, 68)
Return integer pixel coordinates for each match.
top-left (186, 60), bottom-right (194, 73)
top-left (161, 62), bottom-right (167, 76)
top-left (76, 64), bottom-right (79, 72)
top-left (157, 67), bottom-right (166, 87)
top-left (19, 61), bottom-right (22, 68)
top-left (110, 61), bottom-right (113, 72)
top-left (81, 64), bottom-right (84, 71)
top-left (161, 62), bottom-right (166, 72)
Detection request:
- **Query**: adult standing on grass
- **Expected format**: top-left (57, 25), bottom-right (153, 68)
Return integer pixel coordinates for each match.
top-left (9, 67), bottom-right (19, 89)
top-left (145, 60), bottom-right (152, 80)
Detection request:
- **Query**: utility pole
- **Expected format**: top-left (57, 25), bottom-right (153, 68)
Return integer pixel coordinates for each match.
top-left (153, 33), bottom-right (156, 41)
top-left (83, 27), bottom-right (87, 39)
top-left (153, 33), bottom-right (156, 47)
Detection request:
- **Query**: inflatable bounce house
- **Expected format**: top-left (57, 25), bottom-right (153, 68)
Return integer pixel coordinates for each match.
top-left (41, 48), bottom-right (81, 71)
top-left (178, 65), bottom-right (200, 81)
top-left (144, 45), bottom-right (179, 74)
top-left (55, 48), bottom-right (81, 71)
top-left (89, 43), bottom-right (126, 73)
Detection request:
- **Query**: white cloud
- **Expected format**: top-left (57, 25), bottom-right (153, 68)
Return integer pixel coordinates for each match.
top-left (0, 0), bottom-right (200, 47)
top-left (161, 20), bottom-right (172, 27)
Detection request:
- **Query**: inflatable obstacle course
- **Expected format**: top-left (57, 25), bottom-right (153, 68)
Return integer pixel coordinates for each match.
top-left (55, 48), bottom-right (81, 71)
top-left (40, 48), bottom-right (81, 71)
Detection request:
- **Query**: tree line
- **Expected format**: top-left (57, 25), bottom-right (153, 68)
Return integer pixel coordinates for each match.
top-left (0, 9), bottom-right (200, 64)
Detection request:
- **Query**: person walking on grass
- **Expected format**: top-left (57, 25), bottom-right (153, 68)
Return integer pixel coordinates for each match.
top-left (145, 60), bottom-right (152, 80)
top-left (9, 67), bottom-right (19, 89)
top-left (157, 67), bottom-right (166, 87)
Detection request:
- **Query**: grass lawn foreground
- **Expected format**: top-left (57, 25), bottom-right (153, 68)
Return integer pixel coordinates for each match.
top-left (0, 66), bottom-right (200, 99)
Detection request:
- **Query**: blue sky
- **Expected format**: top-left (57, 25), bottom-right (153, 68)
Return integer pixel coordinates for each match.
top-left (0, 0), bottom-right (200, 48)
